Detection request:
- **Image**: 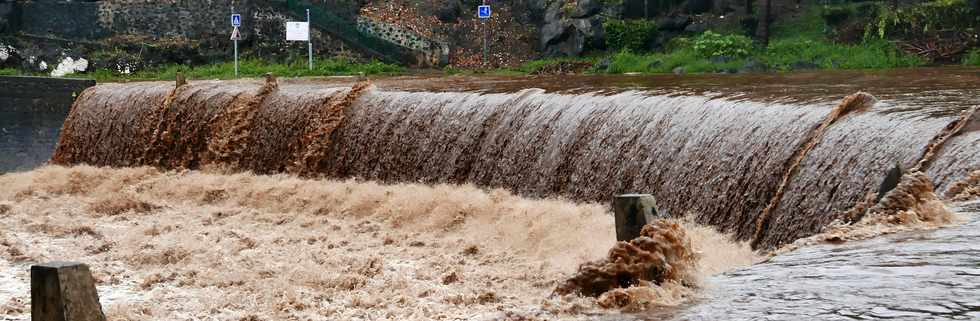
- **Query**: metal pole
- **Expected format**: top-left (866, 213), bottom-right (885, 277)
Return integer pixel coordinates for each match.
top-left (307, 9), bottom-right (313, 71)
top-left (482, 0), bottom-right (488, 67)
top-left (234, 39), bottom-right (239, 78)
top-left (233, 6), bottom-right (239, 78)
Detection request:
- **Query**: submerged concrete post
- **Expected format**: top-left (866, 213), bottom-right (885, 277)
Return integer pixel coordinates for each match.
top-left (876, 162), bottom-right (905, 203)
top-left (31, 262), bottom-right (106, 321)
top-left (613, 194), bottom-right (662, 242)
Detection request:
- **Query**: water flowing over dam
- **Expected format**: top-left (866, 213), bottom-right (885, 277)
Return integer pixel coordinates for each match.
top-left (50, 71), bottom-right (980, 249)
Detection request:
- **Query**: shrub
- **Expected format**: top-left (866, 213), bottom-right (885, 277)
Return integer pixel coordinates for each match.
top-left (605, 19), bottom-right (658, 52)
top-left (691, 31), bottom-right (754, 58)
top-left (865, 0), bottom-right (978, 40)
top-left (964, 49), bottom-right (980, 66)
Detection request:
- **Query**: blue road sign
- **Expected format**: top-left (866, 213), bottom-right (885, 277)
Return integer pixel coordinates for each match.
top-left (231, 14), bottom-right (241, 27)
top-left (478, 5), bottom-right (491, 19)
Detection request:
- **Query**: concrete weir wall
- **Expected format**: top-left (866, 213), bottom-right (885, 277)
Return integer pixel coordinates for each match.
top-left (0, 76), bottom-right (94, 173)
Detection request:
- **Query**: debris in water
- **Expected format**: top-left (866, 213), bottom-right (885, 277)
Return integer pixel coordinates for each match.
top-left (946, 169), bottom-right (980, 201)
top-left (776, 171), bottom-right (957, 254)
top-left (555, 219), bottom-right (697, 298)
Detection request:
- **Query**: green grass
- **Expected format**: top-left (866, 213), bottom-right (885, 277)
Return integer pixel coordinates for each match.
top-left (87, 58), bottom-right (405, 82)
top-left (0, 68), bottom-right (19, 76)
top-left (604, 50), bottom-right (745, 74)
top-left (761, 38), bottom-right (924, 70)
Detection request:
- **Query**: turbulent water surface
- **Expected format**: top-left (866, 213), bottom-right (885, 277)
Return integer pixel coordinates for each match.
top-left (2, 68), bottom-right (979, 320)
top-left (664, 201), bottom-right (980, 321)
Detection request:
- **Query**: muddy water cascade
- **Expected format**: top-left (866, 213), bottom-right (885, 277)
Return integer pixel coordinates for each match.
top-left (51, 72), bottom-right (979, 250)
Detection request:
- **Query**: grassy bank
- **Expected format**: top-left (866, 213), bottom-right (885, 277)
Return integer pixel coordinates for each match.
top-left (0, 59), bottom-right (404, 82)
top-left (92, 58), bottom-right (404, 82)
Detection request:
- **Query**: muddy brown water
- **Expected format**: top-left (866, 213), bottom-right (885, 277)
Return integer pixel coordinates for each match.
top-left (50, 68), bottom-right (979, 250)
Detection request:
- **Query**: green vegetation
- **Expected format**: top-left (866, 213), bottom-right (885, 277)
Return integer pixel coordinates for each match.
top-left (605, 50), bottom-right (745, 74)
top-left (865, 0), bottom-right (977, 40)
top-left (605, 19), bottom-right (659, 52)
top-left (964, 49), bottom-right (980, 66)
top-left (88, 58), bottom-right (404, 82)
top-left (691, 31), bottom-right (754, 58)
top-left (0, 58), bottom-right (403, 82)
top-left (517, 1), bottom-right (936, 75)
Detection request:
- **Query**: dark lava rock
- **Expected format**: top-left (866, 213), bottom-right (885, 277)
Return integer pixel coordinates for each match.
top-left (540, 1), bottom-right (605, 57)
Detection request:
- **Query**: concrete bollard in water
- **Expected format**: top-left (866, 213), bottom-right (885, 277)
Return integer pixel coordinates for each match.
top-left (613, 194), bottom-right (663, 242)
top-left (876, 162), bottom-right (905, 203)
top-left (31, 262), bottom-right (106, 321)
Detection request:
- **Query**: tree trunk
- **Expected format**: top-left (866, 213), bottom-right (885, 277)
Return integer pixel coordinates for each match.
top-left (758, 0), bottom-right (771, 46)
top-left (746, 0), bottom-right (753, 14)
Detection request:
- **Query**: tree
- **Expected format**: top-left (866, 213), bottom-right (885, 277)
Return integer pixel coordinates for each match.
top-left (757, 0), bottom-right (771, 46)
top-left (746, 0), bottom-right (753, 14)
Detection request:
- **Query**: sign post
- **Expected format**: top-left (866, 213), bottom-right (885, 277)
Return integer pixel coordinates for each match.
top-left (231, 13), bottom-right (241, 78)
top-left (286, 14), bottom-right (312, 71)
top-left (478, 2), bottom-right (491, 66)
top-left (307, 9), bottom-right (313, 71)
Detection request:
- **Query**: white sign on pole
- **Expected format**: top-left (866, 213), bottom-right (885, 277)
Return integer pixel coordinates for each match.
top-left (230, 27), bottom-right (241, 41)
top-left (286, 22), bottom-right (310, 41)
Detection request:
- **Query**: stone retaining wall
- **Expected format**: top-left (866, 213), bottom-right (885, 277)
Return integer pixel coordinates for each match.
top-left (0, 76), bottom-right (94, 173)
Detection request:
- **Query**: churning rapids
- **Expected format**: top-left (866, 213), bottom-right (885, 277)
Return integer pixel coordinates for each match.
top-left (1, 68), bottom-right (978, 320)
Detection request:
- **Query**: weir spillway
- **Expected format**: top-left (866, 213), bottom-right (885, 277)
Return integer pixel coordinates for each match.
top-left (49, 73), bottom-right (980, 248)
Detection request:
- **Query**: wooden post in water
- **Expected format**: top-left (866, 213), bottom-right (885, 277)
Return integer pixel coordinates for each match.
top-left (31, 262), bottom-right (106, 321)
top-left (613, 194), bottom-right (662, 242)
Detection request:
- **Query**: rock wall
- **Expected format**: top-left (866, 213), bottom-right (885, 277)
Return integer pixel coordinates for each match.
top-left (0, 76), bottom-right (94, 173)
top-left (356, 17), bottom-right (448, 66)
top-left (0, 0), bottom-right (364, 73)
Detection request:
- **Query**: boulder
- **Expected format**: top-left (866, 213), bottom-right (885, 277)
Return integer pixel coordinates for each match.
top-left (572, 0), bottom-right (602, 18)
top-left (539, 1), bottom-right (605, 57)
top-left (672, 66), bottom-right (686, 75)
